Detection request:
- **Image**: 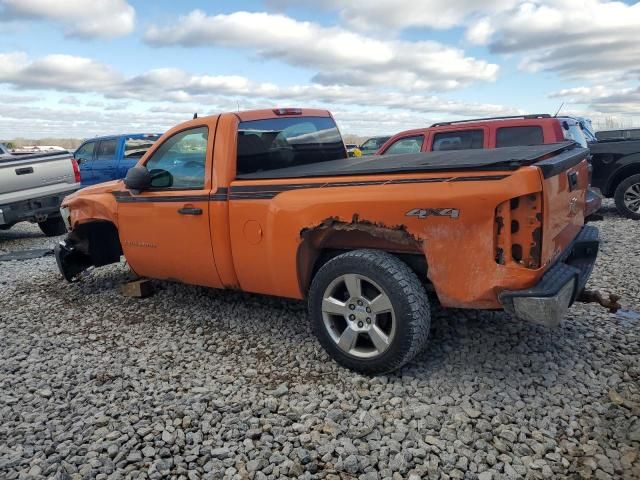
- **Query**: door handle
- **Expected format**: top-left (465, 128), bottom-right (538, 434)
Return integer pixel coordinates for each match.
top-left (15, 167), bottom-right (34, 175)
top-left (178, 206), bottom-right (203, 215)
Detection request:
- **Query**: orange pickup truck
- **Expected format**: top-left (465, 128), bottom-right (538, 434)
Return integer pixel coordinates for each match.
top-left (56, 108), bottom-right (599, 374)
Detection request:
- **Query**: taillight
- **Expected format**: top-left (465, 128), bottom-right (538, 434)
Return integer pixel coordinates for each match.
top-left (71, 158), bottom-right (81, 183)
top-left (495, 193), bottom-right (542, 269)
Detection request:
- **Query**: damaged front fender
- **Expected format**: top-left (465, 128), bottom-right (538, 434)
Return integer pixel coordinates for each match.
top-left (55, 240), bottom-right (92, 282)
top-left (54, 221), bottom-right (123, 282)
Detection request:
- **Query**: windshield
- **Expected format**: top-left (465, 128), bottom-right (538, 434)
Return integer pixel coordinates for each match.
top-left (360, 137), bottom-right (390, 152)
top-left (579, 121), bottom-right (598, 143)
top-left (562, 121), bottom-right (588, 148)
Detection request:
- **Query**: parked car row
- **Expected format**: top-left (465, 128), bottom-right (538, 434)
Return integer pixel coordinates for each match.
top-left (1, 108), bottom-right (636, 373)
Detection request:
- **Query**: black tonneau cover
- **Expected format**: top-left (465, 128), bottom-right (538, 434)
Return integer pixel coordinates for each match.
top-left (237, 141), bottom-right (586, 180)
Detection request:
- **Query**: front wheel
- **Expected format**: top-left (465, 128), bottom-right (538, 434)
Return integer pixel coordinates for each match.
top-left (308, 250), bottom-right (430, 375)
top-left (614, 173), bottom-right (640, 220)
top-left (38, 215), bottom-right (67, 236)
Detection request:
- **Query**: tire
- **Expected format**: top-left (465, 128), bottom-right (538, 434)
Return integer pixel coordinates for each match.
top-left (308, 249), bottom-right (430, 375)
top-left (38, 215), bottom-right (67, 236)
top-left (614, 173), bottom-right (640, 220)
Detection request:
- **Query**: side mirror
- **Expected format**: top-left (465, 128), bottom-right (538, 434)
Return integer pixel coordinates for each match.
top-left (124, 165), bottom-right (151, 193)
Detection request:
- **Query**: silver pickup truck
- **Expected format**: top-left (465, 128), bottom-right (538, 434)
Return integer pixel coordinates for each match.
top-left (0, 143), bottom-right (80, 236)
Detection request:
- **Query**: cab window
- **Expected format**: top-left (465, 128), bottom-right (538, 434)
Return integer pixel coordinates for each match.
top-left (124, 135), bottom-right (161, 158)
top-left (384, 135), bottom-right (424, 155)
top-left (145, 127), bottom-right (208, 189)
top-left (236, 116), bottom-right (344, 175)
top-left (75, 141), bottom-right (96, 162)
top-left (96, 139), bottom-right (117, 160)
top-left (432, 130), bottom-right (483, 151)
top-left (496, 126), bottom-right (544, 148)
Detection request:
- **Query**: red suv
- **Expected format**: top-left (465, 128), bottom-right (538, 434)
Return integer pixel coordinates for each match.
top-left (378, 114), bottom-right (602, 216)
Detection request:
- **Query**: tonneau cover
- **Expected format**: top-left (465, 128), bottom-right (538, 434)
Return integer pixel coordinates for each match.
top-left (237, 141), bottom-right (584, 180)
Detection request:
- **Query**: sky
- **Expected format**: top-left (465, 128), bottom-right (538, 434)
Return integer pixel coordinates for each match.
top-left (1, 0), bottom-right (639, 139)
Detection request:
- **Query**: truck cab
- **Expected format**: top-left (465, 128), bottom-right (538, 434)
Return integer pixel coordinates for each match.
top-left (75, 134), bottom-right (161, 187)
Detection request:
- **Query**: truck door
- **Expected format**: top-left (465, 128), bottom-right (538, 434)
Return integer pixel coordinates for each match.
top-left (92, 138), bottom-right (119, 184)
top-left (75, 140), bottom-right (97, 185)
top-left (116, 124), bottom-right (223, 288)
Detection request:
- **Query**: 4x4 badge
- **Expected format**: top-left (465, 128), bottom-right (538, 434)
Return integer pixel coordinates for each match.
top-left (406, 208), bottom-right (460, 219)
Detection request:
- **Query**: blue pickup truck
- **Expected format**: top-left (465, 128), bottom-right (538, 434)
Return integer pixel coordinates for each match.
top-left (74, 133), bottom-right (161, 186)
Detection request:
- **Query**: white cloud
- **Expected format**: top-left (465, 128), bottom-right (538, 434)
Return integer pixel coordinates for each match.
top-left (0, 52), bottom-right (121, 92)
top-left (269, 0), bottom-right (516, 30)
top-left (144, 10), bottom-right (499, 92)
top-left (0, 93), bottom-right (40, 103)
top-left (468, 0), bottom-right (640, 80)
top-left (0, 0), bottom-right (135, 38)
top-left (0, 52), bottom-right (517, 138)
top-left (549, 84), bottom-right (640, 115)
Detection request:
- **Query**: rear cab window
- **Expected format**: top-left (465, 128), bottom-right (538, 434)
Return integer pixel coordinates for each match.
top-left (432, 130), bottom-right (484, 151)
top-left (496, 126), bottom-right (544, 148)
top-left (383, 135), bottom-right (424, 155)
top-left (236, 116), bottom-right (345, 175)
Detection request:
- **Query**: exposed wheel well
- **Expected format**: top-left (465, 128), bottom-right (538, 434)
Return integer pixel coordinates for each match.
top-left (69, 220), bottom-right (123, 267)
top-left (303, 248), bottom-right (429, 296)
top-left (606, 163), bottom-right (640, 197)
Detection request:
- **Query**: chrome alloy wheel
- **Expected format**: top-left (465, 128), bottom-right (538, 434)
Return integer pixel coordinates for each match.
top-left (624, 182), bottom-right (640, 213)
top-left (321, 273), bottom-right (396, 358)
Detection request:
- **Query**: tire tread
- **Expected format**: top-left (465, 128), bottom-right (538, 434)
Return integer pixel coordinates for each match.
top-left (309, 249), bottom-right (430, 375)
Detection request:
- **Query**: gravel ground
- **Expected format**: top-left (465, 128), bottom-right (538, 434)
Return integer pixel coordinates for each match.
top-left (1, 201), bottom-right (639, 480)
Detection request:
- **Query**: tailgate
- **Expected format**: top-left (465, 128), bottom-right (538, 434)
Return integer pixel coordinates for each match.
top-left (536, 148), bottom-right (590, 266)
top-left (0, 152), bottom-right (76, 203)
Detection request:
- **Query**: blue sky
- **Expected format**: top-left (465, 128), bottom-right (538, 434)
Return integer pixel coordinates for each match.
top-left (1, 0), bottom-right (639, 139)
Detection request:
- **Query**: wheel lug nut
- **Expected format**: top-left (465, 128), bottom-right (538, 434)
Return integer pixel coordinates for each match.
top-left (349, 304), bottom-right (356, 310)
top-left (349, 314), bottom-right (356, 320)
top-left (357, 300), bottom-right (363, 306)
top-left (366, 307), bottom-right (371, 313)
top-left (366, 318), bottom-right (371, 324)
top-left (358, 321), bottom-right (364, 328)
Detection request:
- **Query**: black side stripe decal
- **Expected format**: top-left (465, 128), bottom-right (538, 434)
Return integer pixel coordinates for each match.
top-left (112, 175), bottom-right (507, 203)
top-left (113, 188), bottom-right (229, 203)
top-left (228, 174), bottom-right (508, 199)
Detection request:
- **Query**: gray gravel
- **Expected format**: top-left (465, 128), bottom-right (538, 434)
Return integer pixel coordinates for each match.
top-left (1, 201), bottom-right (639, 479)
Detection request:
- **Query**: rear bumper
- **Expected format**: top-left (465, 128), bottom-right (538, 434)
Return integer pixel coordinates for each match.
top-left (0, 188), bottom-right (78, 226)
top-left (499, 225), bottom-right (599, 327)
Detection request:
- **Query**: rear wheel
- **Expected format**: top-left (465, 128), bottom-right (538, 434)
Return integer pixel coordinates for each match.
top-left (614, 174), bottom-right (640, 220)
top-left (308, 249), bottom-right (430, 375)
top-left (38, 216), bottom-right (67, 236)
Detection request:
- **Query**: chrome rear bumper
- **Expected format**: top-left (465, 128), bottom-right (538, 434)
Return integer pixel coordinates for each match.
top-left (499, 226), bottom-right (599, 327)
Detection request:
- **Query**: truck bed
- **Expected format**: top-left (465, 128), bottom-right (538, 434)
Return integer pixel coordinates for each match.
top-left (237, 142), bottom-right (585, 180)
top-left (589, 138), bottom-right (640, 156)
